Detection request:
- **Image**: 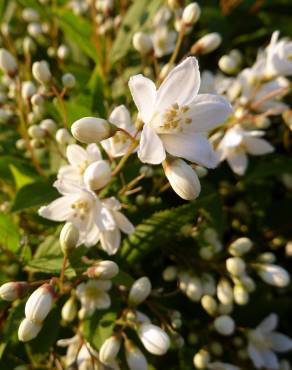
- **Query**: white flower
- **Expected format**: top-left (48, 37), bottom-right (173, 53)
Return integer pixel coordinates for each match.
top-left (217, 125), bottom-right (274, 175)
top-left (99, 197), bottom-right (135, 255)
top-left (76, 280), bottom-right (112, 316)
top-left (152, 26), bottom-right (177, 58)
top-left (101, 105), bottom-right (136, 158)
top-left (247, 314), bottom-right (292, 369)
top-left (138, 323), bottom-right (170, 355)
top-left (39, 183), bottom-right (103, 247)
top-left (265, 31), bottom-right (292, 78)
top-left (208, 362), bottom-right (240, 370)
top-left (129, 57), bottom-right (232, 196)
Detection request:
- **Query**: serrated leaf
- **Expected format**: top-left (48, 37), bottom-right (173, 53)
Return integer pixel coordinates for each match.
top-left (0, 213), bottom-right (20, 253)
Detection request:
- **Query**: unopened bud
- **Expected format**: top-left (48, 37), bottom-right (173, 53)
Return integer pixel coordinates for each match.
top-left (217, 279), bottom-right (233, 305)
top-left (18, 318), bottom-right (42, 342)
top-left (218, 55), bottom-right (237, 74)
top-left (229, 237), bottom-right (253, 256)
top-left (214, 315), bottom-right (235, 336)
top-left (193, 349), bottom-right (211, 369)
top-left (83, 160), bottom-right (111, 190)
top-left (128, 276), bottom-right (151, 306)
top-left (163, 158), bottom-right (201, 200)
top-left (56, 128), bottom-right (72, 145)
top-left (25, 283), bottom-right (54, 322)
top-left (86, 260), bottom-right (119, 280)
top-left (192, 33), bottom-right (222, 55)
top-left (186, 276), bottom-right (203, 302)
top-left (125, 340), bottom-right (148, 370)
top-left (257, 264), bottom-right (290, 287)
top-left (226, 257), bottom-right (246, 276)
top-left (60, 222), bottom-right (79, 255)
top-left (138, 323), bottom-right (170, 355)
top-left (57, 44), bottom-right (70, 60)
top-left (62, 73), bottom-right (76, 89)
top-left (40, 118), bottom-right (57, 134)
top-left (32, 61), bottom-right (51, 84)
top-left (99, 336), bottom-right (121, 364)
top-left (31, 93), bottom-right (44, 106)
top-left (162, 266), bottom-right (177, 281)
top-left (233, 284), bottom-right (249, 305)
top-left (133, 32), bottom-right (153, 54)
top-left (0, 49), bottom-right (18, 77)
top-left (71, 117), bottom-right (116, 144)
top-left (61, 296), bottom-right (77, 322)
top-left (182, 2), bottom-right (201, 26)
top-left (0, 282), bottom-right (28, 301)
top-left (28, 125), bottom-right (46, 139)
top-left (21, 81), bottom-right (36, 100)
top-left (22, 8), bottom-right (40, 22)
top-left (201, 295), bottom-right (217, 316)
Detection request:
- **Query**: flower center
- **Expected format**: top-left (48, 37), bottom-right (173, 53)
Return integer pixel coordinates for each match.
top-left (71, 200), bottom-right (90, 220)
top-left (112, 131), bottom-right (128, 144)
top-left (84, 285), bottom-right (101, 300)
top-left (249, 330), bottom-right (272, 349)
top-left (160, 103), bottom-right (192, 132)
top-left (78, 160), bottom-right (89, 175)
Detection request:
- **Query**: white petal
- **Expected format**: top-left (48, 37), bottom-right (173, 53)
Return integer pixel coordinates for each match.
top-left (114, 211), bottom-right (135, 234)
top-left (161, 132), bottom-right (218, 168)
top-left (186, 94), bottom-right (233, 132)
top-left (138, 125), bottom-right (166, 164)
top-left (66, 144), bottom-right (88, 166)
top-left (128, 75), bottom-right (156, 124)
top-left (100, 207), bottom-right (116, 231)
top-left (86, 143), bottom-right (102, 162)
top-left (260, 348), bottom-right (279, 369)
top-left (100, 229), bottom-right (121, 255)
top-left (226, 151), bottom-right (248, 176)
top-left (38, 196), bottom-right (75, 221)
top-left (84, 224), bottom-right (100, 247)
top-left (247, 343), bottom-right (265, 368)
top-left (270, 333), bottom-right (292, 352)
top-left (244, 137), bottom-right (274, 155)
top-left (95, 291), bottom-right (111, 309)
top-left (258, 314), bottom-right (278, 333)
top-left (163, 159), bottom-right (201, 200)
top-left (156, 57), bottom-right (200, 111)
top-left (109, 105), bottom-right (132, 129)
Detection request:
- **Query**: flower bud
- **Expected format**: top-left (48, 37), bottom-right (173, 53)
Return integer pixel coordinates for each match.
top-left (83, 160), bottom-right (111, 190)
top-left (132, 32), bottom-right (153, 54)
top-left (23, 36), bottom-right (36, 54)
top-left (162, 266), bottom-right (177, 282)
top-left (186, 276), bottom-right (203, 302)
top-left (214, 315), bottom-right (235, 336)
top-left (71, 117), bottom-right (116, 144)
top-left (61, 296), bottom-right (77, 322)
top-left (258, 252), bottom-right (276, 264)
top-left (60, 222), bottom-right (79, 255)
top-left (28, 125), bottom-right (46, 139)
top-left (233, 284), bottom-right (249, 305)
top-left (22, 8), bottom-right (40, 22)
top-left (125, 340), bottom-right (148, 370)
top-left (138, 323), bottom-right (170, 355)
top-left (163, 158), bottom-right (201, 200)
top-left (193, 349), bottom-right (211, 369)
top-left (257, 264), bottom-right (290, 287)
top-left (31, 93), bottom-right (44, 106)
top-left (18, 318), bottom-right (42, 342)
top-left (217, 279), bottom-right (233, 305)
top-left (218, 55), bottom-right (237, 74)
top-left (182, 2), bottom-right (201, 26)
top-left (16, 138), bottom-right (27, 151)
top-left (0, 282), bottom-right (28, 301)
top-left (86, 260), bottom-right (119, 280)
top-left (226, 257), bottom-right (246, 276)
top-left (128, 276), bottom-right (151, 306)
top-left (99, 336), bottom-right (121, 364)
top-left (32, 61), bottom-right (51, 84)
top-left (0, 49), bottom-right (18, 76)
top-left (40, 118), bottom-right (57, 134)
top-left (21, 81), bottom-right (36, 100)
top-left (192, 33), bottom-right (222, 55)
top-left (228, 237), bottom-right (253, 256)
top-left (201, 295), bottom-right (218, 316)
top-left (56, 128), bottom-right (72, 145)
top-left (25, 283), bottom-right (54, 323)
top-left (57, 44), bottom-right (70, 60)
top-left (27, 23), bottom-right (42, 38)
top-left (62, 73), bottom-right (76, 89)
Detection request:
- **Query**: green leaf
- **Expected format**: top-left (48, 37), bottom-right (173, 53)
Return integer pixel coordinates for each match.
top-left (9, 164), bottom-right (35, 190)
top-left (83, 311), bottom-right (117, 350)
top-left (11, 180), bottom-right (59, 213)
top-left (0, 213), bottom-right (20, 253)
top-left (119, 192), bottom-right (222, 264)
top-left (26, 256), bottom-right (64, 274)
top-left (55, 9), bottom-right (98, 62)
top-left (110, 0), bottom-right (163, 63)
top-left (34, 231), bottom-right (62, 259)
top-left (0, 156), bottom-right (38, 185)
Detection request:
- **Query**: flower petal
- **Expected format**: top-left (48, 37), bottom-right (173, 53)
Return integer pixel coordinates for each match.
top-left (128, 75), bottom-right (156, 124)
top-left (186, 94), bottom-right (233, 132)
top-left (247, 343), bottom-right (265, 369)
top-left (226, 151), bottom-right (248, 176)
top-left (270, 332), bottom-right (292, 352)
top-left (138, 125), bottom-right (166, 164)
top-left (94, 291), bottom-right (111, 309)
top-left (38, 196), bottom-right (75, 221)
top-left (114, 211), bottom-right (135, 234)
top-left (161, 132), bottom-right (218, 168)
top-left (109, 105), bottom-right (132, 129)
top-left (156, 57), bottom-right (200, 112)
top-left (66, 144), bottom-right (88, 166)
top-left (100, 229), bottom-right (121, 255)
top-left (244, 137), bottom-right (274, 155)
top-left (86, 143), bottom-right (102, 162)
top-left (258, 314), bottom-right (278, 333)
top-left (259, 348), bottom-right (279, 369)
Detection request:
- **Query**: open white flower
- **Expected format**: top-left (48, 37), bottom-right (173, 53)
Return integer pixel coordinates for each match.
top-left (39, 183), bottom-right (103, 247)
top-left (76, 280), bottom-right (112, 316)
top-left (265, 31), bottom-right (292, 78)
top-left (101, 105), bottom-right (136, 158)
top-left (99, 197), bottom-right (135, 255)
top-left (129, 57), bottom-right (232, 198)
top-left (247, 313), bottom-right (292, 369)
top-left (216, 124), bottom-right (274, 175)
